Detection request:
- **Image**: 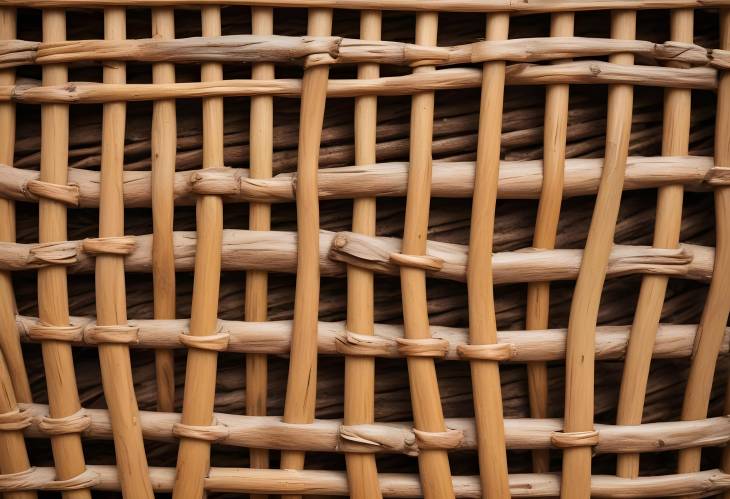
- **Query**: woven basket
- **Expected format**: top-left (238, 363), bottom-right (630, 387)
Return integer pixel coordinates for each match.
top-left (0, 1), bottom-right (728, 497)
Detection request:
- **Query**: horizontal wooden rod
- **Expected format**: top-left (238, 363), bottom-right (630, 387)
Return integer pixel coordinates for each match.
top-left (1, 0), bottom-right (729, 14)
top-left (13, 402), bottom-right (730, 456)
top-left (0, 465), bottom-right (728, 497)
top-left (14, 315), bottom-right (730, 361)
top-left (0, 64), bottom-right (716, 104)
top-left (0, 230), bottom-right (713, 284)
top-left (0, 156), bottom-right (715, 207)
top-left (0, 35), bottom-right (714, 69)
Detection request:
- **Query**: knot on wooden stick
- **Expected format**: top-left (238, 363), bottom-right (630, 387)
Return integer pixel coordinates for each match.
top-left (172, 419), bottom-right (229, 442)
top-left (0, 407), bottom-right (32, 431)
top-left (27, 321), bottom-right (84, 342)
top-left (28, 241), bottom-right (78, 266)
top-left (190, 167), bottom-right (241, 196)
top-left (334, 330), bottom-right (396, 357)
top-left (338, 424), bottom-right (419, 456)
top-left (42, 469), bottom-right (100, 491)
top-left (709, 48), bottom-right (730, 70)
top-left (0, 467), bottom-right (99, 492)
top-left (84, 323), bottom-right (140, 345)
top-left (38, 408), bottom-right (91, 435)
top-left (389, 252), bottom-right (444, 271)
top-left (704, 166), bottom-right (730, 187)
top-left (23, 179), bottom-right (80, 207)
top-left (395, 337), bottom-right (449, 358)
top-left (413, 428), bottom-right (464, 450)
top-left (550, 430), bottom-right (599, 449)
top-left (303, 37), bottom-right (342, 69)
top-left (457, 342), bottom-right (514, 361)
top-left (179, 322), bottom-right (229, 352)
top-left (82, 236), bottom-right (136, 255)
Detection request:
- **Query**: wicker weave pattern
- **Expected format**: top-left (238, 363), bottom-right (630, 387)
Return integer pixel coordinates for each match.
top-left (0, 1), bottom-right (728, 498)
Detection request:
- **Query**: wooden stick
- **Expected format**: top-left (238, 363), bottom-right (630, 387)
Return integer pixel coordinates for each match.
top-left (96, 7), bottom-right (154, 497)
top-left (399, 11), bottom-right (454, 499)
top-left (246, 7), bottom-right (274, 496)
top-left (13, 401), bottom-right (730, 457)
top-left (1, 64), bottom-right (716, 104)
top-left (344, 8), bottom-right (382, 499)
top-left (0, 6), bottom-right (30, 405)
top-left (37, 9), bottom-right (91, 499)
top-left (465, 11), bottom-right (510, 498)
top-left (280, 10), bottom-right (331, 499)
top-left (15, 315), bottom-right (730, 362)
top-left (560, 10), bottom-right (635, 499)
top-left (677, 9), bottom-right (730, 497)
top-left (616, 7), bottom-right (692, 479)
top-left (525, 10), bottom-right (573, 474)
top-left (151, 6), bottom-right (176, 414)
top-left (171, 5), bottom-right (225, 498)
top-left (1, 0), bottom-right (728, 14)
top-left (0, 155), bottom-right (716, 207)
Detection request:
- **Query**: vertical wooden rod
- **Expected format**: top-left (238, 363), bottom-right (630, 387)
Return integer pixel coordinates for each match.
top-left (38, 9), bottom-right (91, 499)
top-left (525, 10), bottom-right (573, 474)
top-left (97, 7), bottom-right (155, 498)
top-left (344, 8), bottom-right (382, 499)
top-left (172, 5), bottom-right (225, 498)
top-left (0, 7), bottom-right (31, 406)
top-left (0, 10), bottom-right (35, 498)
top-left (399, 11), bottom-right (454, 499)
top-left (280, 11), bottom-right (332, 499)
top-left (678, 10), bottom-right (730, 499)
top-left (246, 8), bottom-right (274, 497)
top-left (560, 10), bottom-right (635, 499)
top-left (616, 7), bottom-right (692, 480)
top-left (151, 6), bottom-right (177, 414)
top-left (466, 11), bottom-right (511, 499)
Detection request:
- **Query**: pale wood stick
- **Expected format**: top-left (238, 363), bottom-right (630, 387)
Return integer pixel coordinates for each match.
top-left (560, 10), bottom-right (635, 499)
top-left (344, 9), bottom-right (382, 499)
top-left (399, 11), bottom-right (454, 499)
top-left (0, 465), bottom-right (728, 497)
top-left (280, 10), bottom-right (332, 499)
top-left (96, 7), bottom-right (154, 497)
top-left (725, 366), bottom-right (730, 499)
top-left (525, 10), bottom-right (573, 474)
top-left (465, 11), bottom-right (510, 498)
top-left (0, 155), bottom-right (716, 207)
top-left (1, 0), bottom-right (727, 14)
top-left (0, 6), bottom-right (31, 405)
top-left (171, 5), bottom-right (225, 498)
top-left (0, 10), bottom-right (34, 498)
top-left (1, 64), bottom-right (716, 104)
top-left (246, 7), bottom-right (274, 495)
top-left (616, 7), bottom-right (692, 480)
top-left (151, 6), bottom-right (176, 413)
top-left (15, 315), bottom-right (730, 362)
top-left (677, 10), bottom-right (730, 497)
top-left (37, 9), bottom-right (91, 499)
top-left (16, 402), bottom-right (730, 456)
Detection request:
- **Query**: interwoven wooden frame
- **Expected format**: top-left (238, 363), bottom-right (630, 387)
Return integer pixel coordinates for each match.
top-left (0, 2), bottom-right (727, 499)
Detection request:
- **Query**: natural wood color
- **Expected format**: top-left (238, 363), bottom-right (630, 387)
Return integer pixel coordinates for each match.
top-left (344, 8), bottom-right (382, 499)
top-left (0, 7), bottom-right (30, 405)
top-left (0, 63), bottom-right (716, 104)
top-left (465, 11), bottom-right (510, 498)
top-left (151, 6), bottom-right (176, 413)
top-left (246, 7), bottom-right (274, 496)
top-left (616, 7), bottom-right (692, 480)
top-left (0, 155), bottom-right (716, 207)
top-left (560, 10), bottom-right (636, 499)
top-left (677, 9), bottom-right (730, 498)
top-left (279, 9), bottom-right (332, 499)
top-left (525, 10), bottom-right (573, 474)
top-left (95, 7), bottom-right (154, 498)
top-left (171, 5), bottom-right (225, 498)
top-left (37, 9), bottom-right (91, 499)
top-left (399, 11), bottom-right (454, 499)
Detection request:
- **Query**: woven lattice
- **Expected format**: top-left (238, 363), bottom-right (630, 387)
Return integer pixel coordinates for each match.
top-left (0, 1), bottom-right (728, 498)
